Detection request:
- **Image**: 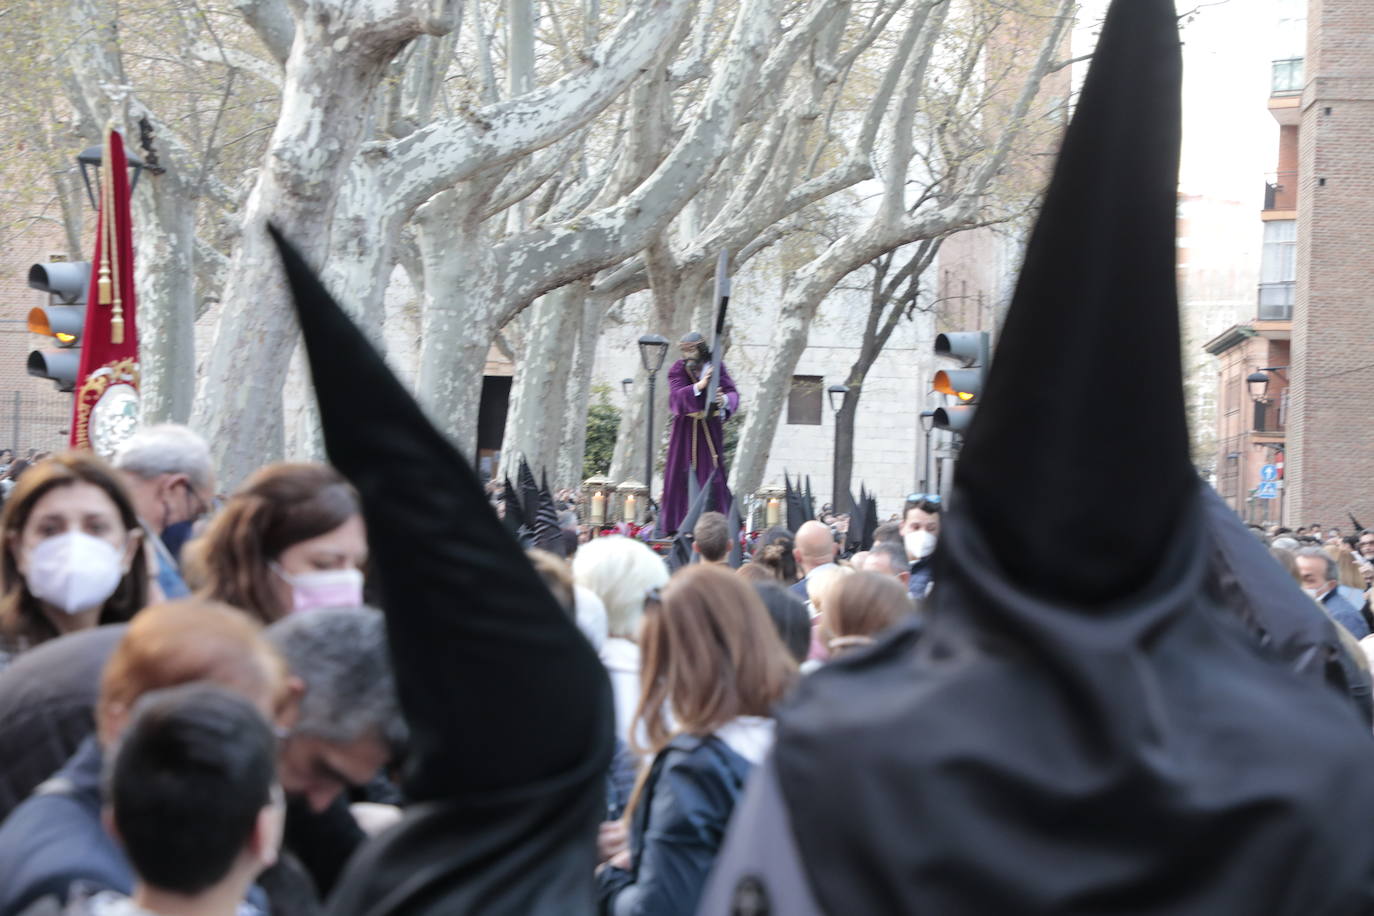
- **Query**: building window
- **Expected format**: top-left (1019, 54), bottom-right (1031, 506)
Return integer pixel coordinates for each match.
top-left (787, 376), bottom-right (823, 425)
top-left (1258, 220), bottom-right (1296, 319)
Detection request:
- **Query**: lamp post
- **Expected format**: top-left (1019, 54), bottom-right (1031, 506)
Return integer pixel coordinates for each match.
top-left (77, 145), bottom-right (147, 209)
top-left (918, 410), bottom-right (936, 495)
top-left (827, 384), bottom-right (849, 514)
top-left (637, 335), bottom-right (670, 502)
top-left (1247, 366), bottom-right (1289, 524)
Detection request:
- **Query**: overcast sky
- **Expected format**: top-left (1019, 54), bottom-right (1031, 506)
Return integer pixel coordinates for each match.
top-left (1075, 0), bottom-right (1278, 204)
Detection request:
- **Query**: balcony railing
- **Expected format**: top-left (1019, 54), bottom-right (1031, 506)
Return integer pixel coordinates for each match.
top-left (1264, 170), bottom-right (1298, 210)
top-left (1253, 401), bottom-right (1284, 435)
top-left (1258, 281), bottom-right (1294, 320)
top-left (1272, 58), bottom-right (1304, 94)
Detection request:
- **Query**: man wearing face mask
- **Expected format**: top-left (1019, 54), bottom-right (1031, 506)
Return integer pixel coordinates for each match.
top-left (112, 424), bottom-right (216, 601)
top-left (900, 496), bottom-right (941, 600)
top-left (1294, 547), bottom-right (1370, 639)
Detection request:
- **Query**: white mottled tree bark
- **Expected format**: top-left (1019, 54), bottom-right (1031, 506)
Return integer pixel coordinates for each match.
top-left (415, 0), bottom-right (776, 456)
top-left (729, 0), bottom-right (1077, 498)
top-left (49, 0), bottom-right (214, 426)
top-left (193, 0), bottom-right (461, 485)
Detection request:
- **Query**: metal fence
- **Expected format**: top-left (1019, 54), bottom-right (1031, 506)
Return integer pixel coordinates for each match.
top-left (0, 319), bottom-right (73, 453)
top-left (0, 388), bottom-right (72, 454)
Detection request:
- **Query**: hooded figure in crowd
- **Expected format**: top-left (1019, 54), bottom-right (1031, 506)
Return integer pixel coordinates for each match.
top-left (699, 1), bottom-right (1374, 913)
top-left (269, 226), bottom-right (613, 914)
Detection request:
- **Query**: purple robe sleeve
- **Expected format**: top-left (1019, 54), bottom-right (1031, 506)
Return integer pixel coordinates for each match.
top-left (718, 362), bottom-right (740, 418)
top-left (668, 360), bottom-right (704, 416)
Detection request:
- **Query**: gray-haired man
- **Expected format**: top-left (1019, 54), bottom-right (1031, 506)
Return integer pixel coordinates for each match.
top-left (112, 424), bottom-right (216, 599)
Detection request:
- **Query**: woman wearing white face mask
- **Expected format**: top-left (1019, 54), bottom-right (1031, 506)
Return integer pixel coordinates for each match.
top-left (184, 463), bottom-right (367, 623)
top-left (0, 453), bottom-right (148, 672)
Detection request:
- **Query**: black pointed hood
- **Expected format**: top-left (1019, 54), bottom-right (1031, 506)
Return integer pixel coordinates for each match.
top-left (501, 476), bottom-right (524, 537)
top-left (518, 458), bottom-right (541, 527)
top-left (535, 471), bottom-right (565, 557)
top-left (739, 4), bottom-right (1374, 913)
top-left (267, 224), bottom-right (610, 809)
top-left (727, 498), bottom-right (745, 569)
top-left (953, 0), bottom-right (1190, 605)
top-left (669, 469), bottom-right (717, 572)
top-left (784, 472), bottom-right (805, 533)
top-left (861, 492), bottom-right (877, 551)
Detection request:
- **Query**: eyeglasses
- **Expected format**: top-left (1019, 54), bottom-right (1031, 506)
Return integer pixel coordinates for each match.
top-left (905, 493), bottom-right (942, 505)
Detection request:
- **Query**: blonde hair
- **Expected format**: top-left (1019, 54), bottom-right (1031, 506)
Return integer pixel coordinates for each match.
top-left (823, 571), bottom-right (911, 658)
top-left (805, 564), bottom-right (852, 616)
top-left (572, 536), bottom-right (668, 638)
top-left (1324, 545), bottom-right (1366, 591)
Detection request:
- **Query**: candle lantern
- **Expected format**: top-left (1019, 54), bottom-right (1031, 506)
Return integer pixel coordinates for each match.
top-left (756, 485), bottom-right (786, 528)
top-left (616, 479), bottom-right (649, 525)
top-left (581, 475), bottom-right (612, 526)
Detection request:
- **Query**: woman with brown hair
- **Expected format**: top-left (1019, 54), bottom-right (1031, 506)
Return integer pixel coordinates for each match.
top-left (822, 570), bottom-right (912, 658)
top-left (596, 565), bottom-right (796, 915)
top-left (750, 526), bottom-right (799, 583)
top-left (0, 453), bottom-right (147, 670)
top-left (184, 463), bottom-right (365, 623)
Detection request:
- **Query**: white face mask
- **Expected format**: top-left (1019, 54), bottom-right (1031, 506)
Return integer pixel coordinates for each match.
top-left (272, 564), bottom-right (364, 613)
top-left (24, 531), bottom-right (127, 615)
top-left (905, 530), bottom-right (937, 561)
top-left (1302, 586), bottom-right (1321, 600)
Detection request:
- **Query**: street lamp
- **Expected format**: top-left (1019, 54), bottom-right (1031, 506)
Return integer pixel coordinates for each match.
top-left (637, 335), bottom-right (670, 501)
top-left (827, 384), bottom-right (849, 514)
top-left (77, 145), bottom-right (146, 210)
top-left (919, 409), bottom-right (936, 495)
top-left (1247, 366), bottom-right (1288, 403)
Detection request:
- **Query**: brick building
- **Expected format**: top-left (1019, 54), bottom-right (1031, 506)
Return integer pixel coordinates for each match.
top-left (1285, 0), bottom-right (1374, 527)
top-left (1207, 0), bottom-right (1374, 528)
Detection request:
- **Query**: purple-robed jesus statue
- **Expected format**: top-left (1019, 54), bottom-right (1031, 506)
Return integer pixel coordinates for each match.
top-left (660, 332), bottom-right (739, 534)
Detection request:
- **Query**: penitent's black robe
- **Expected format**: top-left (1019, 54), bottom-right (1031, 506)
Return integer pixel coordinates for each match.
top-left (271, 227), bottom-right (613, 915)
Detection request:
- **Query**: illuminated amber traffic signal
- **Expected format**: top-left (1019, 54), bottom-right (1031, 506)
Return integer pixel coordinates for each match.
top-left (26, 260), bottom-right (88, 391)
top-left (931, 331), bottom-right (989, 432)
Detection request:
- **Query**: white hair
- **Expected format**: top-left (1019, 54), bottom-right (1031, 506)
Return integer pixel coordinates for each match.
top-left (573, 585), bottom-right (609, 652)
top-left (572, 535), bottom-right (668, 638)
top-left (113, 424), bottom-right (214, 490)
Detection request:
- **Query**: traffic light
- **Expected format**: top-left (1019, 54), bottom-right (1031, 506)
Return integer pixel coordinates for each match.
top-left (931, 331), bottom-right (989, 432)
top-left (26, 260), bottom-right (88, 392)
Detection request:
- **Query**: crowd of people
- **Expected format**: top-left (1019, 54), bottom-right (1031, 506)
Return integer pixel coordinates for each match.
top-left (6, 2), bottom-right (1374, 910)
top-left (8, 417), bottom-right (1374, 916)
top-left (0, 414), bottom-right (955, 914)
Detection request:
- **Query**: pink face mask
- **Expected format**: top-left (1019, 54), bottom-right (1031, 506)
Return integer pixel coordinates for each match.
top-left (272, 564), bottom-right (365, 613)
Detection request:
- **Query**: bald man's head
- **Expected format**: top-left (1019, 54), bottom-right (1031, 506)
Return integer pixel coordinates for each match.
top-left (795, 520), bottom-right (838, 575)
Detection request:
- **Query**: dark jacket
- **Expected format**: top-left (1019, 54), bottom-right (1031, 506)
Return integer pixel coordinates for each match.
top-left (0, 737), bottom-right (274, 916)
top-left (907, 556), bottom-right (933, 599)
top-left (0, 626), bottom-right (125, 823)
top-left (597, 734), bottom-right (755, 916)
top-left (0, 738), bottom-right (127, 915)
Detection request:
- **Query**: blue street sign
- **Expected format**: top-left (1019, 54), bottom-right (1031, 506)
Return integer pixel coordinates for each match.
top-left (1257, 480), bottom-right (1279, 499)
top-left (1260, 464), bottom-right (1278, 482)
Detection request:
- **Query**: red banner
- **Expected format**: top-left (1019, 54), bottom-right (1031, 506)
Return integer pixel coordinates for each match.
top-left (70, 129), bottom-right (141, 456)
